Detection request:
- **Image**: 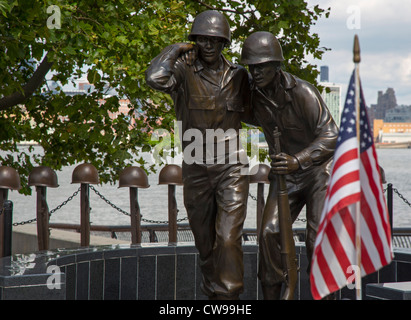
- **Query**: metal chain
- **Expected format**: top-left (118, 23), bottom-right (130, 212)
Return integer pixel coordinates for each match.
top-left (12, 216), bottom-right (37, 226)
top-left (49, 186), bottom-right (82, 215)
top-left (89, 185), bottom-right (189, 224)
top-left (12, 187), bottom-right (81, 226)
top-left (248, 192), bottom-right (306, 222)
top-left (248, 192), bottom-right (257, 201)
top-left (89, 185), bottom-right (130, 216)
top-left (393, 187), bottom-right (411, 208)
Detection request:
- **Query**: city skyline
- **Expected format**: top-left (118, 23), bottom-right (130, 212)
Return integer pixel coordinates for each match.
top-left (306, 0), bottom-right (411, 107)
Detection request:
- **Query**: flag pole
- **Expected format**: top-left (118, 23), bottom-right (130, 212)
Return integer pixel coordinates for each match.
top-left (353, 34), bottom-right (362, 300)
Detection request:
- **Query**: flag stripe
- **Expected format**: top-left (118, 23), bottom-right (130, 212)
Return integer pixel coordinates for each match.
top-left (310, 257), bottom-right (326, 299)
top-left (325, 216), bottom-right (352, 274)
top-left (332, 148), bottom-right (358, 173)
top-left (364, 148), bottom-right (392, 244)
top-left (339, 205), bottom-right (356, 246)
top-left (315, 240), bottom-right (339, 295)
top-left (361, 189), bottom-right (387, 268)
top-left (328, 170), bottom-right (360, 200)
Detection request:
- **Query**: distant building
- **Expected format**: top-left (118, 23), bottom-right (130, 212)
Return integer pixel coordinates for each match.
top-left (373, 119), bottom-right (411, 143)
top-left (318, 66), bottom-right (342, 126)
top-left (320, 82), bottom-right (342, 127)
top-left (368, 88), bottom-right (397, 131)
top-left (384, 105), bottom-right (411, 123)
top-left (320, 66), bottom-right (329, 82)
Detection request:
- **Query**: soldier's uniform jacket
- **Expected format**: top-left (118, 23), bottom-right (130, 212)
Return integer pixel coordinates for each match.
top-left (252, 70), bottom-right (338, 172)
top-left (146, 44), bottom-right (251, 154)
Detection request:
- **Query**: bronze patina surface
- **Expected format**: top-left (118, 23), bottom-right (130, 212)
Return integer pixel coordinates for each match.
top-left (241, 31), bottom-right (338, 299)
top-left (145, 10), bottom-right (253, 300)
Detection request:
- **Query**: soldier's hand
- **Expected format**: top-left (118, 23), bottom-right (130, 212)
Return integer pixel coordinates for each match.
top-left (182, 47), bottom-right (197, 66)
top-left (176, 43), bottom-right (197, 65)
top-left (270, 153), bottom-right (299, 175)
top-left (174, 42), bottom-right (195, 53)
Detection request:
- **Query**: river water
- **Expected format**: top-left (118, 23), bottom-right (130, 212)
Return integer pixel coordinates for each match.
top-left (4, 146), bottom-right (411, 229)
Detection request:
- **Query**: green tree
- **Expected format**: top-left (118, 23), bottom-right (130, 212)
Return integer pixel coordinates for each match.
top-left (0, 0), bottom-right (329, 194)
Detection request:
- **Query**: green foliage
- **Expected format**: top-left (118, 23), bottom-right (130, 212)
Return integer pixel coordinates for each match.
top-left (0, 0), bottom-right (329, 194)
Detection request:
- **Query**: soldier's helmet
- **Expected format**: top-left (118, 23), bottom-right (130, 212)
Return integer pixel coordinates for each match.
top-left (240, 31), bottom-right (284, 65)
top-left (118, 166), bottom-right (150, 189)
top-left (71, 163), bottom-right (100, 185)
top-left (28, 166), bottom-right (59, 188)
top-left (188, 10), bottom-right (231, 44)
top-left (0, 166), bottom-right (21, 190)
top-left (158, 164), bottom-right (183, 186)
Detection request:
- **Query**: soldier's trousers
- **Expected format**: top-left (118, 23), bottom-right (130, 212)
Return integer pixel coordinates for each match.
top-left (258, 165), bottom-right (330, 287)
top-left (182, 162), bottom-right (249, 298)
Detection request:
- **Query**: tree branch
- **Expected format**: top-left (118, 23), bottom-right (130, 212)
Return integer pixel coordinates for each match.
top-left (193, 0), bottom-right (255, 21)
top-left (0, 53), bottom-right (53, 111)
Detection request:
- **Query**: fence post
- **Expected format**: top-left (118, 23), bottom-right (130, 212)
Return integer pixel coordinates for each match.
top-left (0, 189), bottom-right (8, 258)
top-left (80, 183), bottom-right (90, 246)
top-left (249, 164), bottom-right (270, 242)
top-left (158, 165), bottom-right (183, 244)
top-left (119, 166), bottom-right (150, 244)
top-left (36, 186), bottom-right (48, 250)
top-left (387, 183), bottom-right (393, 238)
top-left (2, 200), bottom-right (13, 257)
top-left (72, 163), bottom-right (99, 247)
top-left (28, 166), bottom-right (59, 251)
top-left (168, 184), bottom-right (178, 243)
top-left (0, 166), bottom-right (21, 257)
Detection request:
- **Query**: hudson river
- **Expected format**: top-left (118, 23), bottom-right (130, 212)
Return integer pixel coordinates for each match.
top-left (5, 146), bottom-right (411, 230)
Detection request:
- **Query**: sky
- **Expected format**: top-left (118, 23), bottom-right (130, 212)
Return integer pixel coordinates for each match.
top-left (305, 0), bottom-right (411, 107)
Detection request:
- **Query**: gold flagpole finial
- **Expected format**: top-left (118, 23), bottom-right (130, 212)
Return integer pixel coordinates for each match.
top-left (353, 34), bottom-right (361, 63)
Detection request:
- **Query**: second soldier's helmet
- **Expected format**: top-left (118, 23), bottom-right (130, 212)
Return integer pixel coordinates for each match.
top-left (240, 31), bottom-right (284, 65)
top-left (188, 10), bottom-right (231, 44)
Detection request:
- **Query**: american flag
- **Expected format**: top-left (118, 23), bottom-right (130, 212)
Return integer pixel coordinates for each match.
top-left (310, 70), bottom-right (393, 300)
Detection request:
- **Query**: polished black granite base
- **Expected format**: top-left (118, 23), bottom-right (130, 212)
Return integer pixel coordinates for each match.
top-left (0, 242), bottom-right (410, 300)
top-left (366, 282), bottom-right (411, 300)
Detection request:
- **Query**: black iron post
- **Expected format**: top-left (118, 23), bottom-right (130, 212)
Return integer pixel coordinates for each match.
top-left (2, 200), bottom-right (13, 257)
top-left (0, 190), bottom-right (9, 257)
top-left (387, 183), bottom-right (393, 238)
top-left (80, 183), bottom-right (90, 247)
top-left (168, 184), bottom-right (178, 244)
top-left (129, 187), bottom-right (142, 244)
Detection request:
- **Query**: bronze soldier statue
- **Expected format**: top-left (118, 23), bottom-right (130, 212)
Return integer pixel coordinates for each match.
top-left (240, 31), bottom-right (339, 299)
top-left (146, 11), bottom-right (252, 300)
